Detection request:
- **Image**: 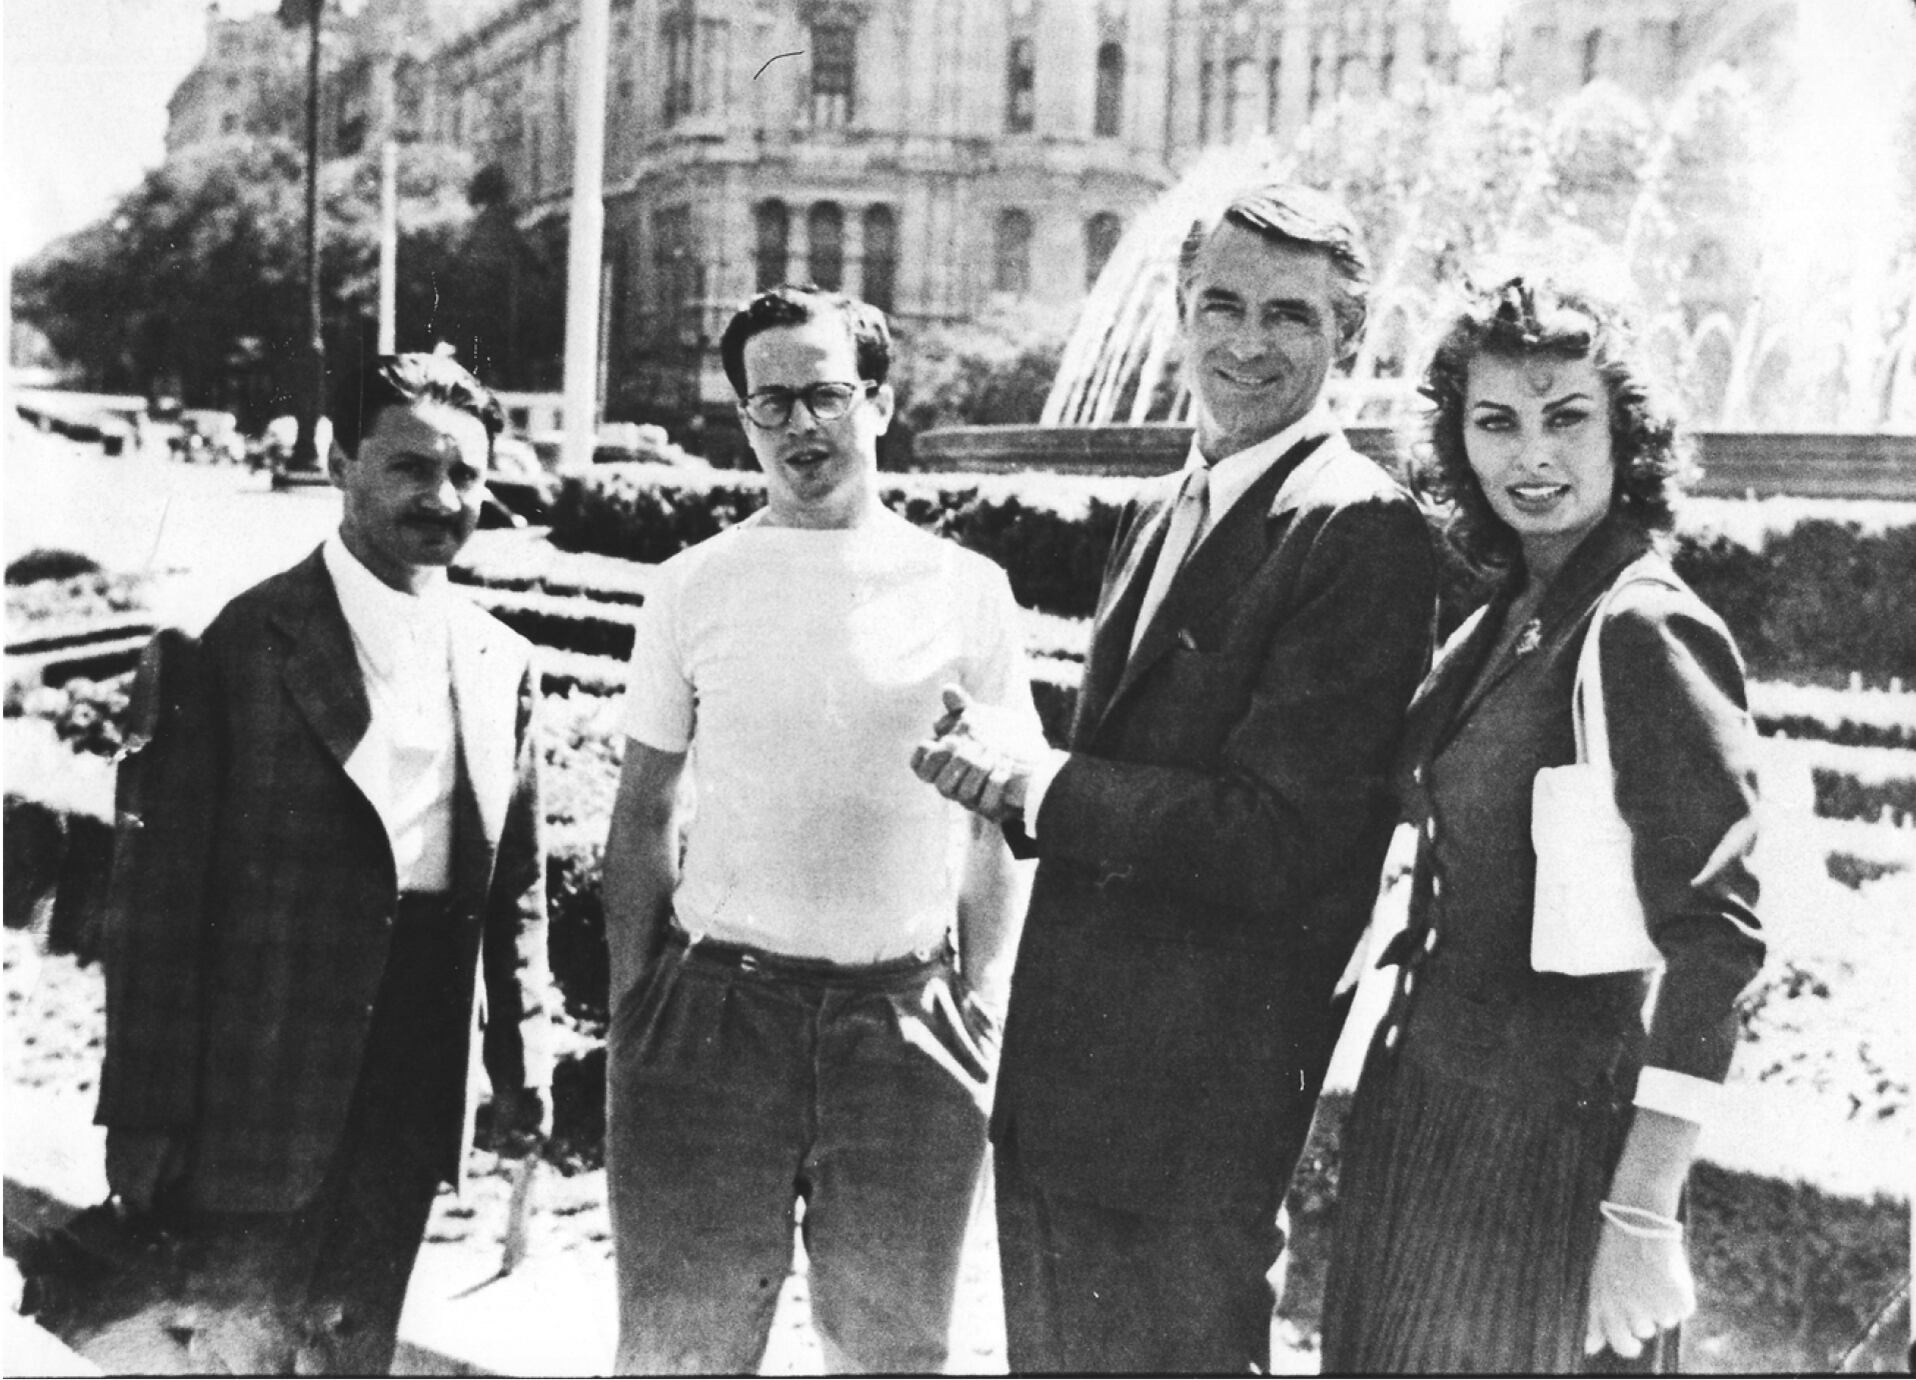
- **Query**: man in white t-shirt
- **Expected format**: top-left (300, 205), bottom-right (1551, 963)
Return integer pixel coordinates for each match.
top-left (601, 285), bottom-right (1041, 1374)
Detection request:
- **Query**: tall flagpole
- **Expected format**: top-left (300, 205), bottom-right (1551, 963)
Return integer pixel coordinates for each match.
top-left (377, 139), bottom-right (398, 354)
top-left (562, 0), bottom-right (612, 470)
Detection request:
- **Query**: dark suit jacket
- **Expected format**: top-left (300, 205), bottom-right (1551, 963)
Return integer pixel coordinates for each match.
top-left (95, 547), bottom-right (552, 1214)
top-left (1377, 515), bottom-right (1766, 1103)
top-left (994, 431), bottom-right (1437, 1217)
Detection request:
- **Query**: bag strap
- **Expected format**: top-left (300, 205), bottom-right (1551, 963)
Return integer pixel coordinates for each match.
top-left (1571, 555), bottom-right (1671, 774)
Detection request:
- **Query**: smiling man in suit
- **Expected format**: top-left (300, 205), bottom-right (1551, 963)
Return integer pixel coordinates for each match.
top-left (913, 183), bottom-right (1437, 1373)
top-left (95, 354), bottom-right (553, 1375)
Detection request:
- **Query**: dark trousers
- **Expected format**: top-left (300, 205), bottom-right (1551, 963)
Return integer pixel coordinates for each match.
top-left (607, 932), bottom-right (994, 1375)
top-left (176, 903), bottom-right (467, 1375)
top-left (995, 1137), bottom-right (1282, 1376)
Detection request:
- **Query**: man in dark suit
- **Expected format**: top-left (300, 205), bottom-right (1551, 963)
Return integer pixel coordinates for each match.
top-left (913, 184), bottom-right (1437, 1372)
top-left (95, 354), bottom-right (553, 1375)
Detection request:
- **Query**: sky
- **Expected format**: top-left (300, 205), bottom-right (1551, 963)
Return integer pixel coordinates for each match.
top-left (2, 0), bottom-right (278, 271)
top-left (0, 0), bottom-right (1531, 277)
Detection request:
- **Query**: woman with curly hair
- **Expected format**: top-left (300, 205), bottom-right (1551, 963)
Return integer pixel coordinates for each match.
top-left (1318, 276), bottom-right (1767, 1372)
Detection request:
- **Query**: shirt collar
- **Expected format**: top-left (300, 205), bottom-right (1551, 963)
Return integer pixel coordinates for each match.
top-left (322, 533), bottom-right (449, 681)
top-left (1182, 399), bottom-right (1335, 515)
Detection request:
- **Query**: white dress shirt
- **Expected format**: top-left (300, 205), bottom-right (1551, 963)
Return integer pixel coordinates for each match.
top-left (1021, 402), bottom-right (1335, 833)
top-left (323, 536), bottom-right (458, 894)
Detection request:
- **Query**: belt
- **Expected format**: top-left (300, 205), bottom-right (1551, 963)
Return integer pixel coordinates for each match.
top-left (665, 926), bottom-right (951, 988)
top-left (396, 891), bottom-right (456, 922)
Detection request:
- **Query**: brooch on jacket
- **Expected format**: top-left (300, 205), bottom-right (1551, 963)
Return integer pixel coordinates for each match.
top-left (1514, 619), bottom-right (1543, 657)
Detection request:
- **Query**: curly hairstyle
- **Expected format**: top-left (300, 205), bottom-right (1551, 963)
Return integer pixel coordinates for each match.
top-left (1411, 275), bottom-right (1694, 573)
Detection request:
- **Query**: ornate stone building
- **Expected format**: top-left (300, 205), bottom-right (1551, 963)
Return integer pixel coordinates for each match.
top-left (165, 0), bottom-right (466, 161)
top-left (169, 0), bottom-right (1779, 417)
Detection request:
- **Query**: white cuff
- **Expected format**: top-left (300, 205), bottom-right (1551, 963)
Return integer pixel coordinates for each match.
top-left (1634, 1066), bottom-right (1724, 1126)
top-left (1019, 749), bottom-right (1071, 839)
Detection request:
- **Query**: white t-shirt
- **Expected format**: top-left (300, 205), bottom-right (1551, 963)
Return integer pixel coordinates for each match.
top-left (620, 509), bottom-right (1041, 963)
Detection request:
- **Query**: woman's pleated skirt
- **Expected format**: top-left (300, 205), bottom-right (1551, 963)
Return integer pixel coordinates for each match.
top-left (1319, 1037), bottom-right (1641, 1374)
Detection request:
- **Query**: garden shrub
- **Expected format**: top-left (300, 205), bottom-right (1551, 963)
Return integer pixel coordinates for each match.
top-left (551, 466), bottom-right (1134, 617)
top-left (6, 548), bottom-right (102, 586)
top-left (553, 468), bottom-right (1916, 680)
top-left (469, 587), bottom-right (642, 662)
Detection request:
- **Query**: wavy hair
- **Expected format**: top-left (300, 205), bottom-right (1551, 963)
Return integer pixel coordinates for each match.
top-left (1411, 276), bottom-right (1694, 573)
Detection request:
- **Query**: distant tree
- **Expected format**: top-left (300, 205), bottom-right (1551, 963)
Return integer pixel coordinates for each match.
top-left (891, 306), bottom-right (1067, 434)
top-left (12, 137), bottom-right (561, 420)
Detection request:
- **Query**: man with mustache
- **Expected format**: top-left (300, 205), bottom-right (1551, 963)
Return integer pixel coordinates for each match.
top-left (601, 284), bottom-right (1040, 1373)
top-left (96, 353), bottom-right (553, 1374)
top-left (913, 183), bottom-right (1437, 1373)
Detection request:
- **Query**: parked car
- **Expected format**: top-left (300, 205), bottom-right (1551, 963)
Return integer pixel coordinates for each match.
top-left (484, 434), bottom-right (561, 525)
top-left (264, 415), bottom-right (335, 488)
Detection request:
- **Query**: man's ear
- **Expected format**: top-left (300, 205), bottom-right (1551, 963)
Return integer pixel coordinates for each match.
top-left (870, 382), bottom-right (896, 436)
top-left (327, 440), bottom-right (351, 487)
top-left (1336, 301), bottom-right (1369, 366)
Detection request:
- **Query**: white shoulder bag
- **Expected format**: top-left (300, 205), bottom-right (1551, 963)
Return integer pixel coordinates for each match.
top-left (1529, 564), bottom-right (1666, 975)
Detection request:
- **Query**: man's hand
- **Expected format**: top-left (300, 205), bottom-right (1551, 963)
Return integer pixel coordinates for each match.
top-left (105, 1127), bottom-right (188, 1217)
top-left (911, 685), bottom-right (1046, 823)
top-left (491, 1086), bottom-right (553, 1155)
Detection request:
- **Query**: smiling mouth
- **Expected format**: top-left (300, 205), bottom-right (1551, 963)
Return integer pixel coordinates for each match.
top-left (1508, 482), bottom-right (1571, 507)
top-left (1214, 366), bottom-right (1280, 389)
top-left (782, 447), bottom-right (831, 469)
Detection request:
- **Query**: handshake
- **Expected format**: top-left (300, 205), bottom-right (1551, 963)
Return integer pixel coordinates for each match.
top-left (910, 684), bottom-right (1055, 825)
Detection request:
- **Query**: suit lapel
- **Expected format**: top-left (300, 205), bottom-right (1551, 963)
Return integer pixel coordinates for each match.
top-left (1074, 487), bottom-right (1175, 743)
top-left (1427, 516), bottom-right (1657, 759)
top-left (447, 600), bottom-right (523, 854)
top-left (1096, 434), bottom-right (1328, 737)
top-left (275, 550), bottom-right (374, 780)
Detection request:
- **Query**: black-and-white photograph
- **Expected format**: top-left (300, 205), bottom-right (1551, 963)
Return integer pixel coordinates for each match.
top-left (4, 1), bottom-right (1911, 1373)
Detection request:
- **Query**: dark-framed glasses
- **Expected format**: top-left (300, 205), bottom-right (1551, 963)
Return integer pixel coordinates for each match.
top-left (739, 380), bottom-right (877, 429)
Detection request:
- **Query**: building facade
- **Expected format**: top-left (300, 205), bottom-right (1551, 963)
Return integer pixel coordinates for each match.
top-left (169, 0), bottom-right (1771, 419)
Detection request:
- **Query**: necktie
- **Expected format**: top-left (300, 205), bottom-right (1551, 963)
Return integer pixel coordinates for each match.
top-left (1130, 463), bottom-right (1209, 656)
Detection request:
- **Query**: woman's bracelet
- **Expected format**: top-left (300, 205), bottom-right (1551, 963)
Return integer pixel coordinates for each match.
top-left (1599, 1200), bottom-right (1684, 1240)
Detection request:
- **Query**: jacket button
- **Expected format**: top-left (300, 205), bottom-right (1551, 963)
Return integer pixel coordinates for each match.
top-left (1430, 876), bottom-right (1443, 899)
top-left (1401, 970), bottom-right (1416, 996)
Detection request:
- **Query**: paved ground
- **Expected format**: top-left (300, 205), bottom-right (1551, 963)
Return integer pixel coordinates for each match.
top-left (4, 423), bottom-right (341, 632)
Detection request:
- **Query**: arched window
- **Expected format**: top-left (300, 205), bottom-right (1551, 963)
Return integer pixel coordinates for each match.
top-left (861, 204), bottom-right (897, 312)
top-left (1084, 212), bottom-right (1121, 291)
top-left (1006, 38), bottom-right (1036, 133)
top-left (808, 202), bottom-right (845, 290)
top-left (994, 210), bottom-right (1032, 295)
top-left (1094, 42), bottom-right (1123, 137)
top-left (754, 200), bottom-right (789, 290)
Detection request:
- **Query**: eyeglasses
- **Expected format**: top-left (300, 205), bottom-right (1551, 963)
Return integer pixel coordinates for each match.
top-left (739, 380), bottom-right (877, 429)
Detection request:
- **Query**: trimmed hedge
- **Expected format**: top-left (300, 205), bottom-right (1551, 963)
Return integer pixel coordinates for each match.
top-left (467, 587), bottom-right (644, 662)
top-left (552, 467), bottom-right (1916, 682)
top-left (551, 465), bottom-right (1132, 618)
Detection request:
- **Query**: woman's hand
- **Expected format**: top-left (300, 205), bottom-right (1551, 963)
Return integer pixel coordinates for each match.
top-left (1584, 1218), bottom-right (1696, 1359)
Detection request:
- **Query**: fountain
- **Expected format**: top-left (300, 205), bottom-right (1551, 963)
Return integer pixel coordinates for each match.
top-left (918, 1), bottom-right (1916, 495)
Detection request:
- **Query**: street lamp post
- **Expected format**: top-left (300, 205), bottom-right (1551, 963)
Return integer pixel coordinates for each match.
top-left (283, 0), bottom-right (327, 470)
